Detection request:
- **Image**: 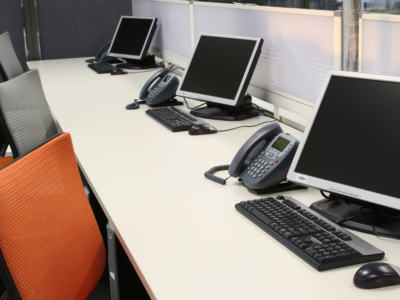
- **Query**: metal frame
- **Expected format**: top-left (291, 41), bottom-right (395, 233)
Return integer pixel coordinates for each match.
top-left (21, 0), bottom-right (41, 61)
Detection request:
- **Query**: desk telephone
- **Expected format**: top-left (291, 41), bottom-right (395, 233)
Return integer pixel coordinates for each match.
top-left (205, 123), bottom-right (302, 192)
top-left (139, 68), bottom-right (179, 106)
top-left (85, 42), bottom-right (121, 64)
top-left (126, 68), bottom-right (180, 110)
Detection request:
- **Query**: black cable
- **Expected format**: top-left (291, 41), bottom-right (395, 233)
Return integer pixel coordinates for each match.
top-left (217, 120), bottom-right (275, 132)
top-left (359, 207), bottom-right (400, 240)
top-left (183, 97), bottom-right (206, 109)
top-left (378, 206), bottom-right (400, 219)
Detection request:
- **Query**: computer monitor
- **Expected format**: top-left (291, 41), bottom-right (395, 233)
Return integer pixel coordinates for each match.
top-left (287, 70), bottom-right (400, 239)
top-left (176, 34), bottom-right (263, 121)
top-left (108, 16), bottom-right (158, 69)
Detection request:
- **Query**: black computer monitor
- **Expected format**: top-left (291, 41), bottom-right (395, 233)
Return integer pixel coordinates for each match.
top-left (108, 16), bottom-right (158, 69)
top-left (176, 34), bottom-right (264, 121)
top-left (287, 70), bottom-right (400, 239)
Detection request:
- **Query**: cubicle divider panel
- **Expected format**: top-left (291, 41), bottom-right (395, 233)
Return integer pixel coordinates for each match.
top-left (132, 0), bottom-right (192, 61)
top-left (0, 0), bottom-right (27, 81)
top-left (193, 3), bottom-right (336, 108)
top-left (359, 13), bottom-right (400, 77)
top-left (36, 0), bottom-right (133, 60)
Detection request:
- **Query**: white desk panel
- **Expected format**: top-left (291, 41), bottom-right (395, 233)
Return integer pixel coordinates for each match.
top-left (28, 58), bottom-right (400, 300)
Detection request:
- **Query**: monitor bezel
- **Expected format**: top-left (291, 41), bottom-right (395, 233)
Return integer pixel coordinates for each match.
top-left (176, 33), bottom-right (262, 107)
top-left (287, 70), bottom-right (400, 211)
top-left (108, 16), bottom-right (157, 61)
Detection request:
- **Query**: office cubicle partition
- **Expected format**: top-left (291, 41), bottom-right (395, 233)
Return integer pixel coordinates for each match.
top-left (133, 0), bottom-right (342, 118)
top-left (36, 0), bottom-right (133, 60)
top-left (0, 0), bottom-right (27, 82)
top-left (132, 0), bottom-right (192, 66)
top-left (358, 13), bottom-right (400, 77)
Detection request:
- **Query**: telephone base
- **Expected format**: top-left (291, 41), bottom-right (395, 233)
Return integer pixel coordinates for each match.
top-left (147, 98), bottom-right (183, 108)
top-left (239, 179), bottom-right (308, 195)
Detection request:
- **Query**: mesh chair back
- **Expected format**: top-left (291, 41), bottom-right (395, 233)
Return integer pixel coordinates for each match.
top-left (0, 133), bottom-right (106, 300)
top-left (0, 32), bottom-right (24, 81)
top-left (0, 69), bottom-right (58, 157)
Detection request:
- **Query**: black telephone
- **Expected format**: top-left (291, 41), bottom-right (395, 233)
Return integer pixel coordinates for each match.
top-left (205, 123), bottom-right (303, 192)
top-left (126, 68), bottom-right (181, 110)
top-left (85, 42), bottom-right (120, 64)
top-left (139, 68), bottom-right (180, 106)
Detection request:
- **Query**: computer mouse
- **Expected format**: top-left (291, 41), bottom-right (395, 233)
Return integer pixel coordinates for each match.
top-left (354, 262), bottom-right (400, 289)
top-left (188, 124), bottom-right (217, 135)
top-left (111, 69), bottom-right (127, 75)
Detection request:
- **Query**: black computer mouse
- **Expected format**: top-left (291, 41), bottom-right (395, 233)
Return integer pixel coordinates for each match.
top-left (188, 124), bottom-right (217, 135)
top-left (111, 68), bottom-right (127, 75)
top-left (354, 262), bottom-right (400, 289)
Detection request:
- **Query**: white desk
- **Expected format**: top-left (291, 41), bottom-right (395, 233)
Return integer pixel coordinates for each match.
top-left (29, 58), bottom-right (400, 300)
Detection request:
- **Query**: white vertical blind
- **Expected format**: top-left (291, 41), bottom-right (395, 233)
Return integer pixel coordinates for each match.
top-left (362, 19), bottom-right (400, 77)
top-left (132, 0), bottom-right (192, 59)
top-left (193, 5), bottom-right (335, 104)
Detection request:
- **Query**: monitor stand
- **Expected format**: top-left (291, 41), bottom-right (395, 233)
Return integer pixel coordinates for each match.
top-left (310, 195), bottom-right (400, 239)
top-left (190, 94), bottom-right (260, 121)
top-left (116, 54), bottom-right (158, 70)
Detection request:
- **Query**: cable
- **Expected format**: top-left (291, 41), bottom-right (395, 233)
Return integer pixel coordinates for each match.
top-left (172, 66), bottom-right (184, 72)
top-left (126, 67), bottom-right (160, 74)
top-left (183, 97), bottom-right (206, 110)
top-left (217, 120), bottom-right (275, 132)
top-left (378, 206), bottom-right (400, 219)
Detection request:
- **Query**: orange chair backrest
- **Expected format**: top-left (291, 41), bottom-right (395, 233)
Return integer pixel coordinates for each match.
top-left (0, 133), bottom-right (105, 300)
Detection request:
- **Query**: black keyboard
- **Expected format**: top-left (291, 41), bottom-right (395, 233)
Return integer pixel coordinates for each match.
top-left (87, 62), bottom-right (117, 74)
top-left (236, 196), bottom-right (384, 271)
top-left (146, 107), bottom-right (209, 132)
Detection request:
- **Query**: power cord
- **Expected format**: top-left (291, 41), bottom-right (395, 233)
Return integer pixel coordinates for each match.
top-left (183, 97), bottom-right (206, 109)
top-left (217, 120), bottom-right (275, 132)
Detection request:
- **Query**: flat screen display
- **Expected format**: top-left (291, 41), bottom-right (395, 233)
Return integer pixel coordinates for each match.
top-left (180, 36), bottom-right (257, 100)
top-left (109, 18), bottom-right (154, 57)
top-left (294, 75), bottom-right (400, 199)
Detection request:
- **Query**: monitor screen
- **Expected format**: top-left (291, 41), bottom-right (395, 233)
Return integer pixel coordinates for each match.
top-left (287, 71), bottom-right (400, 211)
top-left (177, 34), bottom-right (262, 107)
top-left (108, 17), bottom-right (156, 60)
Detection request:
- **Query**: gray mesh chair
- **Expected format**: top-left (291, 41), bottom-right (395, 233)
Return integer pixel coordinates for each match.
top-left (0, 31), bottom-right (26, 157)
top-left (0, 32), bottom-right (24, 81)
top-left (0, 69), bottom-right (59, 158)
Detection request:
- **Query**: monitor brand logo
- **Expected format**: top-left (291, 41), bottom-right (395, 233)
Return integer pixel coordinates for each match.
top-left (296, 175), bottom-right (307, 182)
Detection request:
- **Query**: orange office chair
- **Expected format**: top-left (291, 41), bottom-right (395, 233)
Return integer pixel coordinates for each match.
top-left (0, 133), bottom-right (105, 300)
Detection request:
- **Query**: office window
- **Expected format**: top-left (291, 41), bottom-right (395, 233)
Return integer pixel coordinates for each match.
top-left (196, 0), bottom-right (400, 13)
top-left (197, 0), bottom-right (341, 11)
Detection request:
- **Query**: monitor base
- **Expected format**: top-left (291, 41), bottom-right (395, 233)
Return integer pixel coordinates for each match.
top-left (116, 55), bottom-right (158, 70)
top-left (310, 196), bottom-right (400, 239)
top-left (190, 94), bottom-right (260, 121)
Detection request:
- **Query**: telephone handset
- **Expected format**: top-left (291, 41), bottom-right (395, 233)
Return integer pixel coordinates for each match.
top-left (139, 68), bottom-right (179, 106)
top-left (85, 42), bottom-right (120, 64)
top-left (205, 123), bottom-right (300, 191)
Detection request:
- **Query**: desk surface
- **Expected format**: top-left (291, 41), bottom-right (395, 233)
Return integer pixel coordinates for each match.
top-left (29, 58), bottom-right (400, 300)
